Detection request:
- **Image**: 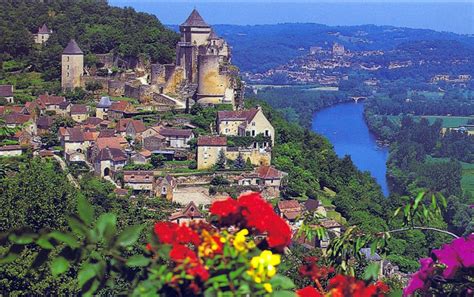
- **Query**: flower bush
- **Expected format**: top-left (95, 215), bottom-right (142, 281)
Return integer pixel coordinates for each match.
top-left (403, 234), bottom-right (474, 296)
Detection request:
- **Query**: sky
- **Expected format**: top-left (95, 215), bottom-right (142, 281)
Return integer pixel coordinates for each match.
top-left (109, 1), bottom-right (474, 35)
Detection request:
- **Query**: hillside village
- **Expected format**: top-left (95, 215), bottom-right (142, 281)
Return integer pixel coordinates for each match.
top-left (0, 9), bottom-right (346, 250)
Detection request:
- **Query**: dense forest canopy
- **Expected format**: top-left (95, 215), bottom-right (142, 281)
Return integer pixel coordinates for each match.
top-left (0, 0), bottom-right (179, 80)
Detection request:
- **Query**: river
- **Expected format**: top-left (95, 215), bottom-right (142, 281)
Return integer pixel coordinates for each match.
top-left (312, 102), bottom-right (389, 196)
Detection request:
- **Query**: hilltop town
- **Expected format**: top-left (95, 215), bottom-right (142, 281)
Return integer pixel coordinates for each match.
top-left (0, 9), bottom-right (346, 248)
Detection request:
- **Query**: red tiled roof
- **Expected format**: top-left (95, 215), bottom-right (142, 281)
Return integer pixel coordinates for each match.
top-left (181, 9), bottom-right (209, 27)
top-left (96, 147), bottom-right (126, 162)
top-left (4, 113), bottom-right (31, 125)
top-left (123, 170), bottom-right (154, 183)
top-left (70, 104), bottom-right (88, 114)
top-left (96, 136), bottom-right (127, 150)
top-left (256, 166), bottom-right (283, 179)
top-left (0, 85), bottom-right (13, 97)
top-left (83, 131), bottom-right (99, 142)
top-left (169, 202), bottom-right (204, 220)
top-left (277, 200), bottom-right (301, 211)
top-left (36, 116), bottom-right (53, 129)
top-left (98, 129), bottom-right (116, 138)
top-left (116, 118), bottom-right (133, 132)
top-left (109, 101), bottom-right (129, 112)
top-left (197, 136), bottom-right (226, 146)
top-left (37, 94), bottom-right (65, 106)
top-left (64, 127), bottom-right (84, 142)
top-left (82, 117), bottom-right (103, 126)
top-left (217, 108), bottom-right (259, 124)
top-left (159, 128), bottom-right (193, 138)
top-left (127, 120), bottom-right (146, 133)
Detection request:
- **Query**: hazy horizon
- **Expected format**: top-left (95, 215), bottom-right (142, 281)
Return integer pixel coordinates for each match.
top-left (110, 1), bottom-right (474, 35)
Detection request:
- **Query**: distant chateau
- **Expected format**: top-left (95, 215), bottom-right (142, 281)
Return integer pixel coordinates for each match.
top-left (60, 9), bottom-right (242, 109)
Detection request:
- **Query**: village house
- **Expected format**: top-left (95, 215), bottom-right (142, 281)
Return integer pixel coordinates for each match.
top-left (122, 170), bottom-right (155, 195)
top-left (131, 149), bottom-right (152, 164)
top-left (107, 101), bottom-right (135, 120)
top-left (94, 146), bottom-right (127, 177)
top-left (36, 94), bottom-right (67, 115)
top-left (196, 136), bottom-right (227, 170)
top-left (36, 116), bottom-right (54, 135)
top-left (0, 145), bottom-right (23, 157)
top-left (159, 128), bottom-right (194, 148)
top-left (3, 113), bottom-right (37, 135)
top-left (169, 202), bottom-right (205, 224)
top-left (70, 104), bottom-right (89, 122)
top-left (96, 96), bottom-right (112, 119)
top-left (60, 127), bottom-right (98, 162)
top-left (143, 134), bottom-right (166, 151)
top-left (217, 106), bottom-right (274, 146)
top-left (33, 24), bottom-right (52, 44)
top-left (0, 85), bottom-right (14, 103)
top-left (155, 175), bottom-right (177, 200)
top-left (277, 200), bottom-right (303, 222)
top-left (125, 119), bottom-right (147, 140)
top-left (238, 165), bottom-right (287, 188)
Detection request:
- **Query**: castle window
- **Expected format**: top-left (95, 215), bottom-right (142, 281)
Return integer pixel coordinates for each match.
top-left (67, 57), bottom-right (69, 62)
top-left (67, 65), bottom-right (70, 70)
top-left (67, 72), bottom-right (70, 77)
top-left (252, 130), bottom-right (256, 136)
top-left (252, 122), bottom-right (256, 126)
top-left (265, 130), bottom-right (270, 136)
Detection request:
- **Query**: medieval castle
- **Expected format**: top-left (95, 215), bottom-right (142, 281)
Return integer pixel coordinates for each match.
top-left (61, 9), bottom-right (242, 110)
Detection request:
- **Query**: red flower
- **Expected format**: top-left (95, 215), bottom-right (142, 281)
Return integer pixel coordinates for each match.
top-left (153, 222), bottom-right (201, 246)
top-left (328, 274), bottom-right (388, 297)
top-left (187, 263), bottom-right (210, 281)
top-left (299, 257), bottom-right (334, 281)
top-left (154, 222), bottom-right (178, 244)
top-left (170, 244), bottom-right (198, 262)
top-left (146, 243), bottom-right (153, 251)
top-left (210, 198), bottom-right (239, 217)
top-left (296, 286), bottom-right (323, 297)
top-left (266, 217), bottom-right (292, 250)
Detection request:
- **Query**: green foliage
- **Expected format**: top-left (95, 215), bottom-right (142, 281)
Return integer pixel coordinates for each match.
top-left (216, 149), bottom-right (227, 170)
top-left (150, 154), bottom-right (165, 168)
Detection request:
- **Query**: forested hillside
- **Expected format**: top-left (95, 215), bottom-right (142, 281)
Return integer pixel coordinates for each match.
top-left (0, 0), bottom-right (179, 80)
top-left (204, 24), bottom-right (474, 73)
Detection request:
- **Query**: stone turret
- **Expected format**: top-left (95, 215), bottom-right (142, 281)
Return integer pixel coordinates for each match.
top-left (34, 24), bottom-right (53, 44)
top-left (61, 39), bottom-right (84, 91)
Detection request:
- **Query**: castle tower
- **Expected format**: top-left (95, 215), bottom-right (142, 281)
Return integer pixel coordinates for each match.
top-left (176, 9), bottom-right (211, 83)
top-left (34, 24), bottom-right (52, 44)
top-left (61, 39), bottom-right (84, 91)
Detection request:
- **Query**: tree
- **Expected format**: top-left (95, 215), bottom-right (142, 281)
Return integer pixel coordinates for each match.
top-left (216, 149), bottom-right (226, 169)
top-left (234, 153), bottom-right (246, 170)
top-left (151, 154), bottom-right (165, 168)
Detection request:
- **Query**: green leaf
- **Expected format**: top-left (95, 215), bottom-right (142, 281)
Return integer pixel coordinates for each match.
top-left (51, 256), bottom-right (70, 277)
top-left (126, 255), bottom-right (151, 267)
top-left (116, 225), bottom-right (144, 247)
top-left (78, 263), bottom-right (97, 288)
top-left (49, 231), bottom-right (80, 248)
top-left (393, 207), bottom-right (401, 218)
top-left (67, 216), bottom-right (88, 236)
top-left (37, 235), bottom-right (54, 249)
top-left (96, 213), bottom-right (117, 242)
top-left (77, 194), bottom-right (94, 226)
top-left (413, 192), bottom-right (425, 210)
top-left (9, 233), bottom-right (36, 244)
top-left (269, 274), bottom-right (295, 290)
top-left (362, 262), bottom-right (380, 281)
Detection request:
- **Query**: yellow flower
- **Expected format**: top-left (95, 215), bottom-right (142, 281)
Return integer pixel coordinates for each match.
top-left (198, 230), bottom-right (222, 257)
top-left (263, 283), bottom-right (273, 293)
top-left (247, 250), bottom-right (281, 289)
top-left (233, 229), bottom-right (249, 252)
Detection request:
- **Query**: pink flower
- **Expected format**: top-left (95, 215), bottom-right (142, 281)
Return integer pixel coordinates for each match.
top-left (432, 234), bottom-right (474, 279)
top-left (403, 258), bottom-right (435, 297)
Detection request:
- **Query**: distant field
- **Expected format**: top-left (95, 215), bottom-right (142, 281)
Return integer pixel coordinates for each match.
top-left (461, 162), bottom-right (474, 196)
top-left (427, 157), bottom-right (474, 196)
top-left (387, 115), bottom-right (473, 128)
top-left (304, 86), bottom-right (339, 92)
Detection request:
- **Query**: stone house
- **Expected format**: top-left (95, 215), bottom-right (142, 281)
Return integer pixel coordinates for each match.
top-left (238, 165), bottom-right (286, 188)
top-left (155, 175), bottom-right (177, 200)
top-left (125, 120), bottom-right (147, 140)
top-left (0, 85), bottom-right (14, 103)
top-left (159, 128), bottom-right (194, 148)
top-left (94, 146), bottom-right (127, 177)
top-left (131, 149), bottom-right (152, 164)
top-left (36, 116), bottom-right (54, 135)
top-left (196, 136), bottom-right (227, 170)
top-left (0, 145), bottom-right (23, 157)
top-left (122, 170), bottom-right (155, 195)
top-left (3, 113), bottom-right (37, 135)
top-left (169, 202), bottom-right (205, 224)
top-left (217, 106), bottom-right (274, 146)
top-left (96, 96), bottom-right (112, 119)
top-left (143, 135), bottom-right (166, 151)
top-left (108, 101), bottom-right (135, 120)
top-left (36, 94), bottom-right (67, 115)
top-left (60, 127), bottom-right (97, 161)
top-left (33, 24), bottom-right (52, 44)
top-left (70, 104), bottom-right (89, 122)
top-left (277, 200), bottom-right (302, 222)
